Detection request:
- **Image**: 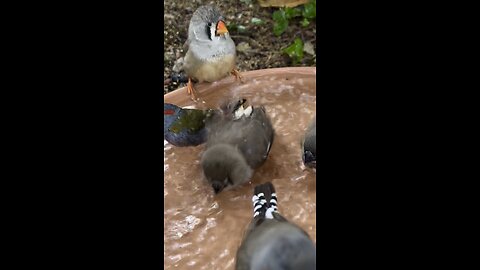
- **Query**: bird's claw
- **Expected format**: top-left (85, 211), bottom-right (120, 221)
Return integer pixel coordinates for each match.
top-left (231, 69), bottom-right (245, 83)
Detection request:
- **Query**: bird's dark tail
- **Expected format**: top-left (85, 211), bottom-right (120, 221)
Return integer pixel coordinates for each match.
top-left (164, 73), bottom-right (189, 85)
top-left (252, 182), bottom-right (278, 219)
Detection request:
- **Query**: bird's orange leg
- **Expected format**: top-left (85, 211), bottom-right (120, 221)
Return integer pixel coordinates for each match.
top-left (231, 68), bottom-right (245, 83)
top-left (186, 78), bottom-right (199, 101)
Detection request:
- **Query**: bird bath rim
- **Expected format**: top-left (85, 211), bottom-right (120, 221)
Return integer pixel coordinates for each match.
top-left (164, 67), bottom-right (316, 105)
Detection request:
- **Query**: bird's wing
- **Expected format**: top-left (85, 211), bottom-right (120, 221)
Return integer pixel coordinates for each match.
top-left (238, 107), bottom-right (274, 168)
top-left (169, 108), bottom-right (209, 134)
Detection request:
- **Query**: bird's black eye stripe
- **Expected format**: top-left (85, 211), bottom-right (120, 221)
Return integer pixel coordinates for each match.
top-left (205, 23), bottom-right (213, 40)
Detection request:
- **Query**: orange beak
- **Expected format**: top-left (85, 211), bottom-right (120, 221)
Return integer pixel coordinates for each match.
top-left (216, 20), bottom-right (228, 35)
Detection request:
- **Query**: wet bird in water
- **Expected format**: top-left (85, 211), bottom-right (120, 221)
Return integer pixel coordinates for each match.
top-left (235, 182), bottom-right (316, 270)
top-left (302, 116), bottom-right (316, 168)
top-left (164, 103), bottom-right (216, 147)
top-left (201, 99), bottom-right (274, 194)
top-left (173, 5), bottom-right (243, 101)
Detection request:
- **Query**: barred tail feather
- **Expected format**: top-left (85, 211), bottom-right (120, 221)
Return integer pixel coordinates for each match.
top-left (252, 182), bottom-right (278, 219)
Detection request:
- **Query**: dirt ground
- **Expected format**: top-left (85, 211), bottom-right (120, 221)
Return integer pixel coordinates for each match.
top-left (163, 0), bottom-right (316, 94)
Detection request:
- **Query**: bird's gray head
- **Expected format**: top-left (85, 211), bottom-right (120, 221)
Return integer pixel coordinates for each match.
top-left (201, 144), bottom-right (253, 194)
top-left (189, 5), bottom-right (230, 42)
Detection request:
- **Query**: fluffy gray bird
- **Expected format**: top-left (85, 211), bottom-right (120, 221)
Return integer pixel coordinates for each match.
top-left (201, 99), bottom-right (274, 193)
top-left (175, 5), bottom-right (242, 100)
top-left (235, 182), bottom-right (316, 270)
top-left (302, 116), bottom-right (316, 168)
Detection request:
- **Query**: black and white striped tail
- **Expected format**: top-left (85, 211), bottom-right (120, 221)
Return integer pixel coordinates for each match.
top-left (252, 182), bottom-right (278, 219)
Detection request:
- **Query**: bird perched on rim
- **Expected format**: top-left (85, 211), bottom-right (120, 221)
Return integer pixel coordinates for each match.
top-left (235, 182), bottom-right (316, 270)
top-left (164, 103), bottom-right (217, 147)
top-left (201, 99), bottom-right (274, 193)
top-left (173, 5), bottom-right (243, 101)
top-left (302, 116), bottom-right (316, 168)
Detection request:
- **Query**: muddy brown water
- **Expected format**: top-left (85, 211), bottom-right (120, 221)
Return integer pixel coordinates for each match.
top-left (164, 67), bottom-right (316, 269)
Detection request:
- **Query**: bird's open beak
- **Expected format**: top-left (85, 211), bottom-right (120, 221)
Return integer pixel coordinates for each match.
top-left (216, 20), bottom-right (228, 36)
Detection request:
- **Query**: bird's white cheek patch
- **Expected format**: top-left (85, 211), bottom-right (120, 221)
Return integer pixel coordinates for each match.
top-left (210, 27), bottom-right (216, 40)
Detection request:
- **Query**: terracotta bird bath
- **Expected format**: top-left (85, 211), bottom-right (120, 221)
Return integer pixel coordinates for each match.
top-left (164, 67), bottom-right (316, 269)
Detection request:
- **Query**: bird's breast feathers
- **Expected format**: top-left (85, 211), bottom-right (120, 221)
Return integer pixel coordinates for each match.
top-left (187, 53), bottom-right (236, 82)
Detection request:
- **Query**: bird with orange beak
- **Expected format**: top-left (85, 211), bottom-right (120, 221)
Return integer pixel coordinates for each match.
top-left (175, 5), bottom-right (243, 101)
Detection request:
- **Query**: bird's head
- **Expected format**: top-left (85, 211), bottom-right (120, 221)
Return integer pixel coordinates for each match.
top-left (190, 5), bottom-right (230, 41)
top-left (302, 149), bottom-right (316, 168)
top-left (201, 144), bottom-right (252, 194)
top-left (302, 136), bottom-right (316, 168)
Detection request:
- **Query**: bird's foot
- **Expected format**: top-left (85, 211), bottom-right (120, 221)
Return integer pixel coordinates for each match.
top-left (231, 69), bottom-right (245, 83)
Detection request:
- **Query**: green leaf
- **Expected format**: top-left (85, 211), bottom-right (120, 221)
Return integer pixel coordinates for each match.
top-left (237, 25), bottom-right (247, 33)
top-left (228, 23), bottom-right (248, 34)
top-left (301, 17), bottom-right (310, 27)
top-left (272, 9), bottom-right (285, 23)
top-left (284, 7), bottom-right (302, 20)
top-left (282, 38), bottom-right (304, 65)
top-left (272, 10), bottom-right (288, 36)
top-left (227, 22), bottom-right (238, 32)
top-left (302, 0), bottom-right (316, 19)
top-left (251, 17), bottom-right (264, 25)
